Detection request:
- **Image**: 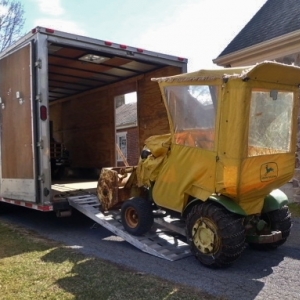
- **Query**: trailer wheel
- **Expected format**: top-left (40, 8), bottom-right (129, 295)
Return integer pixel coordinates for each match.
top-left (186, 201), bottom-right (245, 268)
top-left (249, 205), bottom-right (291, 250)
top-left (121, 197), bottom-right (154, 236)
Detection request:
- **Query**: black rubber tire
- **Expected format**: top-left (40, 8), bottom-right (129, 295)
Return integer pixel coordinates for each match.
top-left (121, 197), bottom-right (154, 236)
top-left (186, 201), bottom-right (245, 268)
top-left (249, 205), bottom-right (291, 251)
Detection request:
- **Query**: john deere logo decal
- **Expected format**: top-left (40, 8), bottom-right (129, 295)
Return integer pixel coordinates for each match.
top-left (260, 162), bottom-right (278, 181)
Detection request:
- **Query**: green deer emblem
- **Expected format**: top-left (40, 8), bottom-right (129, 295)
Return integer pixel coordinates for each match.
top-left (265, 164), bottom-right (274, 175)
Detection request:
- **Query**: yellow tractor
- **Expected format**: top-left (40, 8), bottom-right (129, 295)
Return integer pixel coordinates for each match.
top-left (97, 61), bottom-right (300, 268)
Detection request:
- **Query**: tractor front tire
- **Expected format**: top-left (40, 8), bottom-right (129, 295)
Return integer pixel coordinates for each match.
top-left (186, 201), bottom-right (245, 268)
top-left (121, 197), bottom-right (154, 236)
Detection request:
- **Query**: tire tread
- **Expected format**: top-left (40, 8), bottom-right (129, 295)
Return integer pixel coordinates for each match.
top-left (186, 201), bottom-right (245, 268)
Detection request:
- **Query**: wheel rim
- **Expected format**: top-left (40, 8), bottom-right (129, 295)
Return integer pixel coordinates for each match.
top-left (125, 207), bottom-right (139, 228)
top-left (192, 218), bottom-right (220, 254)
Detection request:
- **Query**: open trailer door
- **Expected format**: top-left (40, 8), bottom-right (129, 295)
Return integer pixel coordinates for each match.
top-left (0, 43), bottom-right (38, 202)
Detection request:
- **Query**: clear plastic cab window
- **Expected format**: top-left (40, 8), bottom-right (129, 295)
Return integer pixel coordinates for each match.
top-left (164, 85), bottom-right (219, 150)
top-left (248, 89), bottom-right (294, 157)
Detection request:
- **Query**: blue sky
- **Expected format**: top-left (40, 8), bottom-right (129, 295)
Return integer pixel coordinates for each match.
top-left (20, 0), bottom-right (267, 71)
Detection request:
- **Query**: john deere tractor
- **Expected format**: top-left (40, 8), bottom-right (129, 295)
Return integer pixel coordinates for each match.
top-left (97, 61), bottom-right (300, 268)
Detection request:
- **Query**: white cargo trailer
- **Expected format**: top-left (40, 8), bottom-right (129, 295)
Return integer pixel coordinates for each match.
top-left (0, 27), bottom-right (187, 214)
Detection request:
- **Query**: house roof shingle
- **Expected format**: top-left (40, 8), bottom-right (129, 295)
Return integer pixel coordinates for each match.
top-left (116, 102), bottom-right (137, 127)
top-left (218, 0), bottom-right (300, 58)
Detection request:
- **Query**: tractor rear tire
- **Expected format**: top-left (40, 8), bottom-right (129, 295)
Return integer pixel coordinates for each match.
top-left (249, 205), bottom-right (291, 250)
top-left (121, 197), bottom-right (154, 236)
top-left (186, 201), bottom-right (245, 268)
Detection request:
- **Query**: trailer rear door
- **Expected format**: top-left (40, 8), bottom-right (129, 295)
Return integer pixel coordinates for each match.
top-left (0, 43), bottom-right (37, 202)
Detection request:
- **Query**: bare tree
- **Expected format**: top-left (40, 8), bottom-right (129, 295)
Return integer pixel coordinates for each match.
top-left (0, 0), bottom-right (25, 52)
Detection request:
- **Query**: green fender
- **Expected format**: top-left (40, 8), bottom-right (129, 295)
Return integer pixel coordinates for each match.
top-left (209, 195), bottom-right (247, 216)
top-left (183, 195), bottom-right (247, 218)
top-left (262, 189), bottom-right (289, 213)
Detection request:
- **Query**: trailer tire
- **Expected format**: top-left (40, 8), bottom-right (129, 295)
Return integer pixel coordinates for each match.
top-left (186, 201), bottom-right (245, 268)
top-left (249, 205), bottom-right (291, 250)
top-left (121, 197), bottom-right (154, 236)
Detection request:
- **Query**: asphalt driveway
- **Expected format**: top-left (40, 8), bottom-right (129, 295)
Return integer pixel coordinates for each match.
top-left (1, 205), bottom-right (300, 300)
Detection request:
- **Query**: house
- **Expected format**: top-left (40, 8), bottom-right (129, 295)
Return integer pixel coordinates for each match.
top-left (115, 101), bottom-right (139, 166)
top-left (213, 0), bottom-right (300, 200)
top-left (213, 0), bottom-right (300, 67)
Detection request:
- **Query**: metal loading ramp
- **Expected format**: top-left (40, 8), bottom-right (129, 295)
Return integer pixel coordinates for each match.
top-left (67, 194), bottom-right (191, 261)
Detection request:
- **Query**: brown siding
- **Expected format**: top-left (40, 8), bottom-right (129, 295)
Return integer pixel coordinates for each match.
top-left (50, 80), bottom-right (136, 169)
top-left (0, 44), bottom-right (34, 178)
top-left (50, 89), bottom-right (114, 168)
top-left (50, 102), bottom-right (63, 142)
top-left (127, 127), bottom-right (139, 165)
top-left (117, 127), bottom-right (139, 166)
top-left (137, 66), bottom-right (182, 149)
top-left (49, 66), bottom-right (183, 170)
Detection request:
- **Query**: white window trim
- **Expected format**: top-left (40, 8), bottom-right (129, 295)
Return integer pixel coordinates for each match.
top-left (116, 132), bottom-right (127, 162)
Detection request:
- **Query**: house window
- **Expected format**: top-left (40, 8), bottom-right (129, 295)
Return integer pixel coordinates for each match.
top-left (116, 132), bottom-right (127, 162)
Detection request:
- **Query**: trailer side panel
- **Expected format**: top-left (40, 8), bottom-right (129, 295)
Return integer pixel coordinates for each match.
top-left (0, 43), bottom-right (37, 201)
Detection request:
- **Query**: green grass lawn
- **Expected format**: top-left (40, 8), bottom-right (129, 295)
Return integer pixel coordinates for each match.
top-left (0, 221), bottom-right (223, 300)
top-left (3, 202), bottom-right (298, 299)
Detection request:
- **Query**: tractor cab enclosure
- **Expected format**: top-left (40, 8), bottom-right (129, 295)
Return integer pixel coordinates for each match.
top-left (151, 62), bottom-right (300, 215)
top-left (97, 61), bottom-right (300, 268)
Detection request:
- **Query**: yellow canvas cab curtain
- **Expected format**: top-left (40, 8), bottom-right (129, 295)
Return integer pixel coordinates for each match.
top-left (137, 62), bottom-right (300, 215)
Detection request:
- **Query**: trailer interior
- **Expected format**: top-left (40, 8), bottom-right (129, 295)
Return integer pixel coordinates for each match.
top-left (44, 30), bottom-right (186, 198)
top-left (0, 27), bottom-right (186, 205)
